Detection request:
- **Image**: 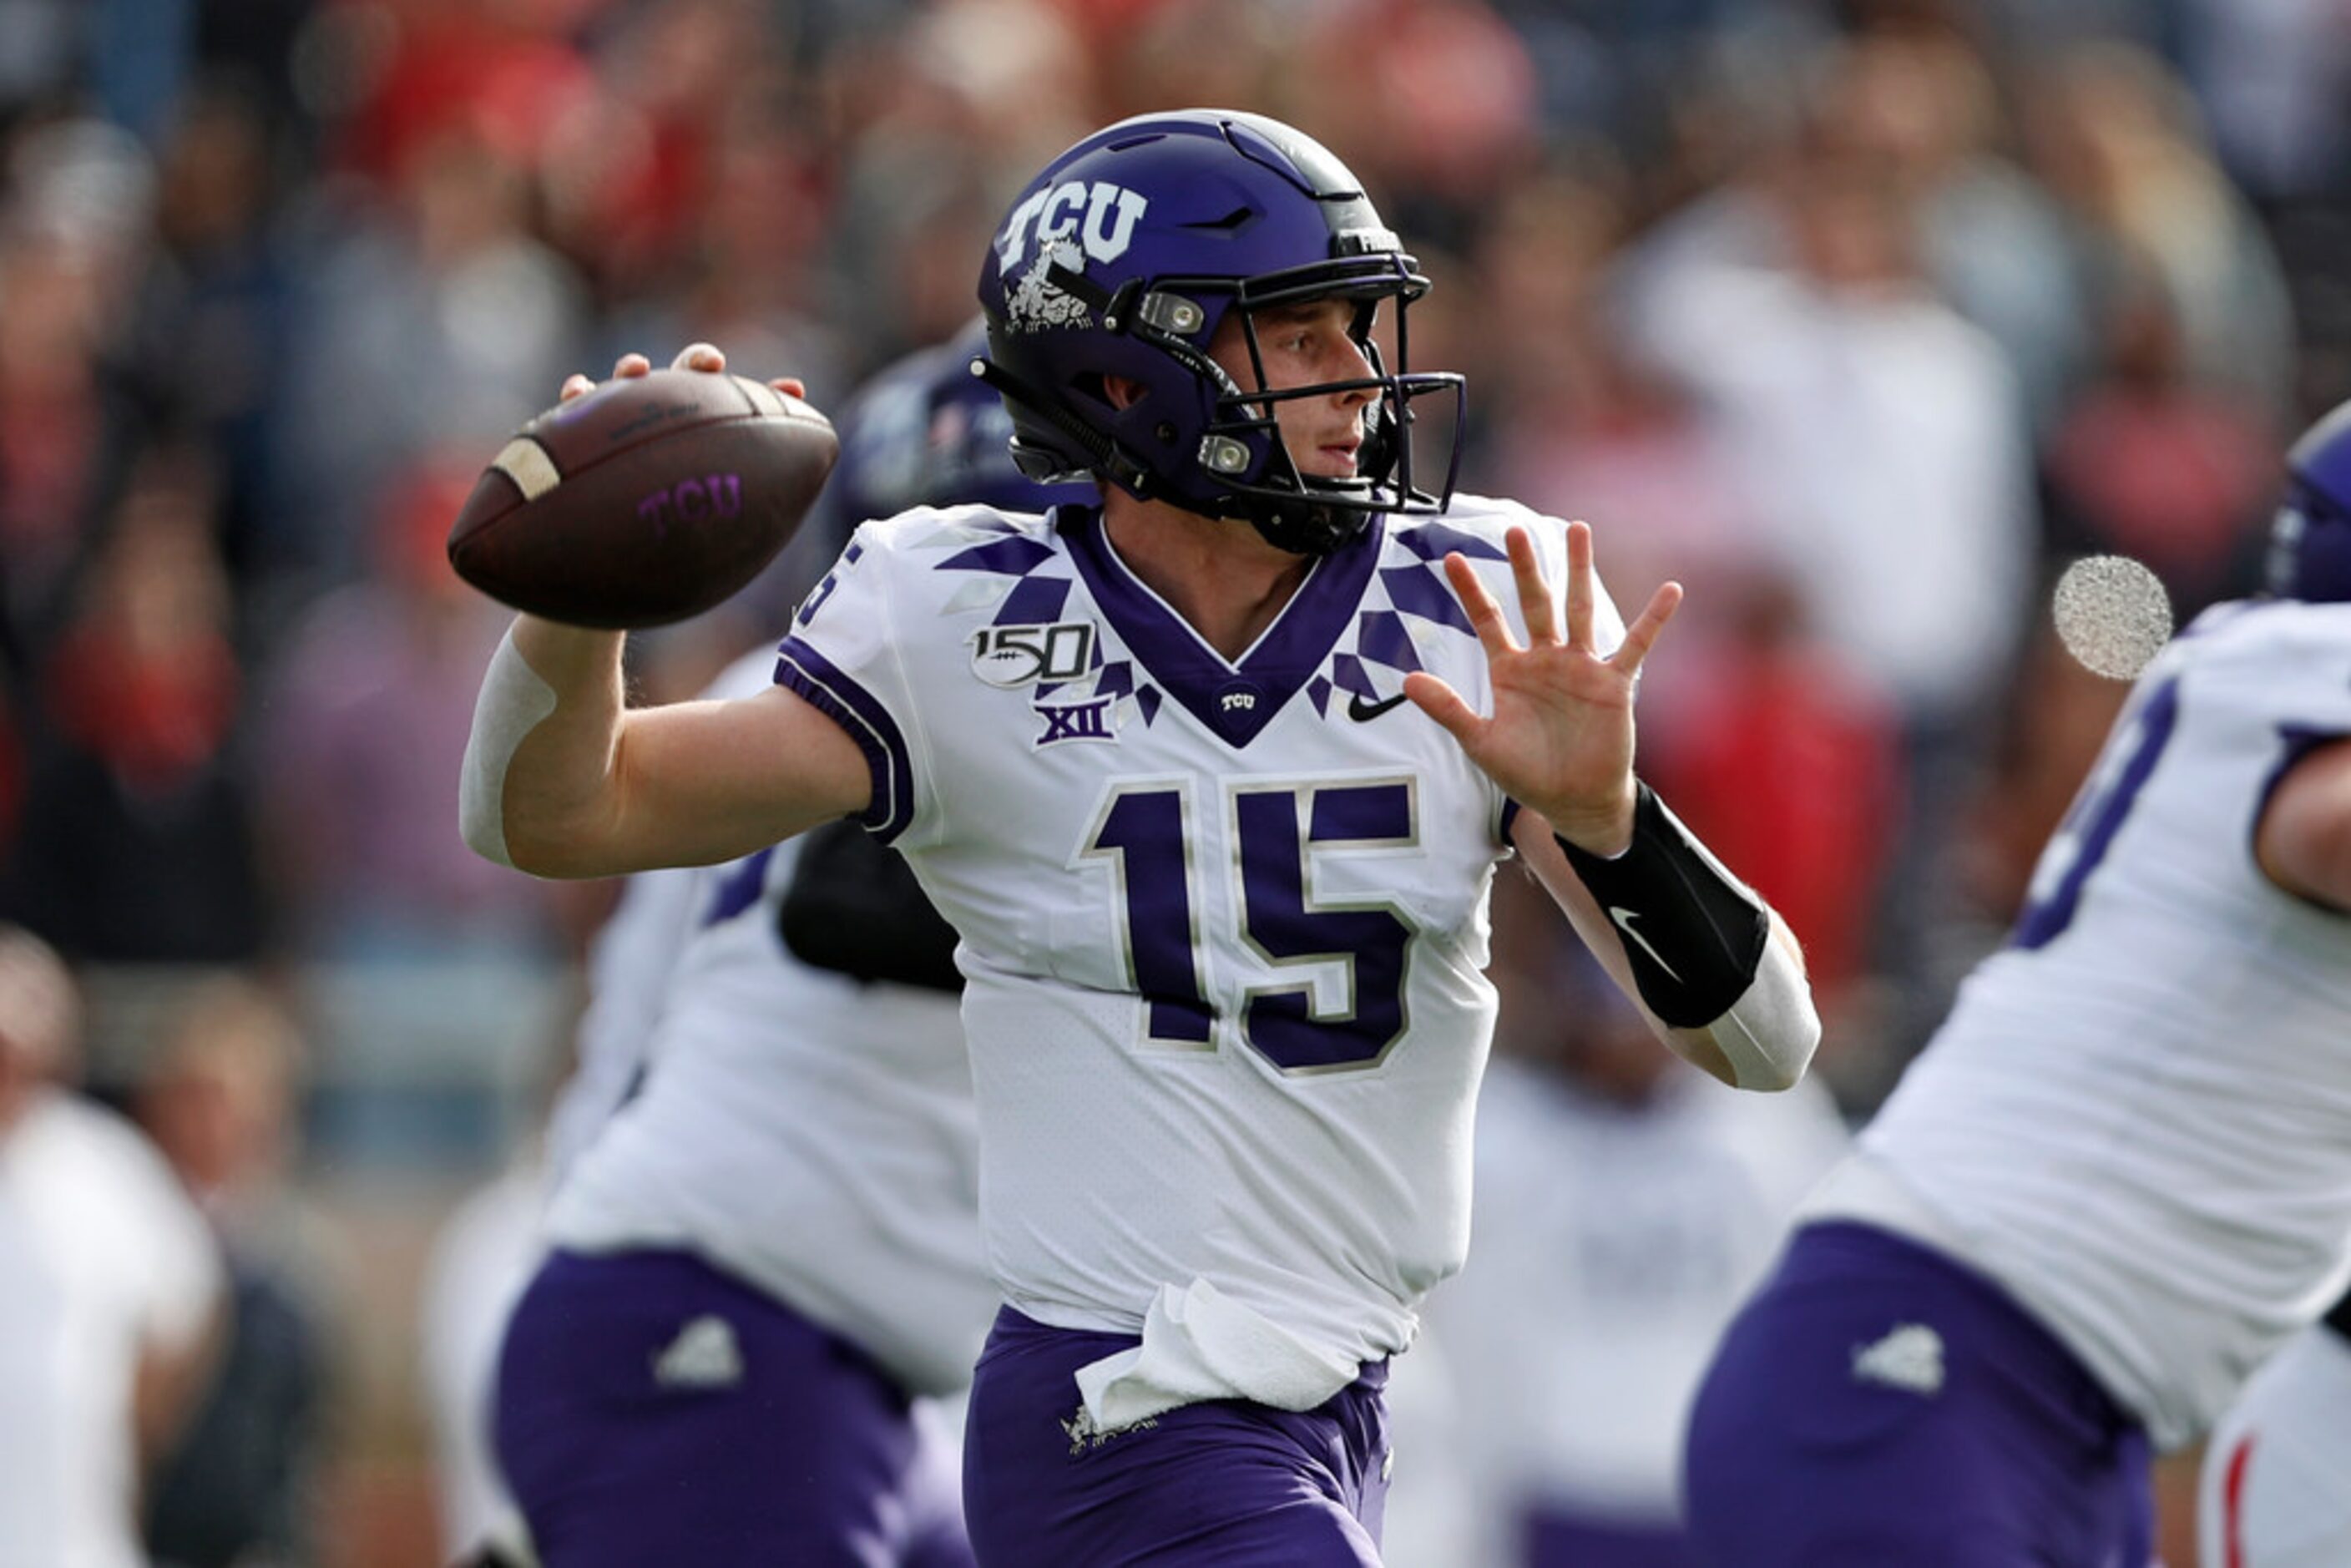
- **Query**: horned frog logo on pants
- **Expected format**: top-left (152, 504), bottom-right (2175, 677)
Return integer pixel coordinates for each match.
top-left (1851, 1322), bottom-right (1945, 1396)
top-left (996, 180), bottom-right (1150, 332)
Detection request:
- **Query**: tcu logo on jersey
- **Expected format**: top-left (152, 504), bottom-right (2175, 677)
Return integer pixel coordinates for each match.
top-left (637, 473), bottom-right (742, 538)
top-left (970, 622), bottom-right (1097, 689)
top-left (995, 180), bottom-right (1150, 275)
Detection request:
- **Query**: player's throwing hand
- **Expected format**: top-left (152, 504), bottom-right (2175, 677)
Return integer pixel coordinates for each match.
top-left (558, 342), bottom-right (808, 405)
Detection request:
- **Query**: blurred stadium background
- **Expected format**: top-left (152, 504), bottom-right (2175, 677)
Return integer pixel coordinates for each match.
top-left (0, 0), bottom-right (2343, 1562)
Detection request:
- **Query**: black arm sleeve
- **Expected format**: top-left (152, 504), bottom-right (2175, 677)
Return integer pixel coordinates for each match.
top-left (1555, 784), bottom-right (1768, 1029)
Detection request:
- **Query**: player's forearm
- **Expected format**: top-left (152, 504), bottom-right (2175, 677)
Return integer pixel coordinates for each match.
top-left (1667, 913), bottom-right (1819, 1093)
top-left (2303, 830), bottom-right (2351, 909)
top-left (2278, 813), bottom-right (2351, 909)
top-left (2258, 740), bottom-right (2351, 910)
top-left (460, 615), bottom-right (628, 877)
top-left (1525, 788), bottom-right (1820, 1092)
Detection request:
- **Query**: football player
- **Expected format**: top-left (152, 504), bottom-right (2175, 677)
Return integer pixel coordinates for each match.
top-left (2197, 1284), bottom-right (2351, 1568)
top-left (473, 332), bottom-right (1089, 1568)
top-left (1682, 398), bottom-right (2351, 1566)
top-left (461, 110), bottom-right (1819, 1563)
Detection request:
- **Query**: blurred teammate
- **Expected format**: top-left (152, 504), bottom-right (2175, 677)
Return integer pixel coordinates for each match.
top-left (2197, 1284), bottom-right (2351, 1566)
top-left (462, 110), bottom-right (1819, 1563)
top-left (1683, 398), bottom-right (2351, 1566)
top-left (468, 330), bottom-right (1086, 1567)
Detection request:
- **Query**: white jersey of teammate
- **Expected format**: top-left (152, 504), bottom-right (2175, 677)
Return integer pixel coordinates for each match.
top-left (541, 857), bottom-right (702, 1186)
top-left (2197, 1318), bottom-right (2351, 1568)
top-left (544, 657), bottom-right (993, 1398)
top-left (1809, 598), bottom-right (2351, 1450)
top-left (776, 494), bottom-right (1621, 1423)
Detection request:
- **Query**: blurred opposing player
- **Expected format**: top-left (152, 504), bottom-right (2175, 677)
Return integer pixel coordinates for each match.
top-left (2197, 1285), bottom-right (2351, 1566)
top-left (468, 332), bottom-right (1088, 1568)
top-left (1684, 398), bottom-right (2351, 1566)
top-left (463, 110), bottom-right (1819, 1563)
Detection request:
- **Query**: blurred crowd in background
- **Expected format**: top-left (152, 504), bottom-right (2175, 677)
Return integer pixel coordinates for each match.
top-left (0, 0), bottom-right (2345, 1562)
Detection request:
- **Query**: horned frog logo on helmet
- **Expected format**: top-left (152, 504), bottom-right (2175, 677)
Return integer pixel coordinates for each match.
top-left (995, 179), bottom-right (1152, 333)
top-left (1006, 238), bottom-right (1094, 333)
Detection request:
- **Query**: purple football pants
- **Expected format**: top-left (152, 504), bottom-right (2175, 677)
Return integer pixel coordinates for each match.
top-left (1523, 1508), bottom-right (1700, 1568)
top-left (962, 1306), bottom-right (1391, 1565)
top-left (1683, 1222), bottom-right (2154, 1568)
top-left (494, 1249), bottom-right (973, 1568)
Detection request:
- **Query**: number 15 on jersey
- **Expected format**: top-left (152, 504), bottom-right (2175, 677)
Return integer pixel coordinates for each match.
top-left (1077, 776), bottom-right (1422, 1075)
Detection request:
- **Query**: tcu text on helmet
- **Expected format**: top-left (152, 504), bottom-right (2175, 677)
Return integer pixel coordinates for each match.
top-left (996, 181), bottom-right (1150, 274)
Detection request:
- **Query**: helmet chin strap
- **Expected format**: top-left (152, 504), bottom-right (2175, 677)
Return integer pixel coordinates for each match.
top-left (1244, 492), bottom-right (1373, 557)
top-left (969, 354), bottom-right (1156, 495)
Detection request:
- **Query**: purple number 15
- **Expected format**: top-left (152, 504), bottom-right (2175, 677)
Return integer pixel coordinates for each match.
top-left (1081, 780), bottom-right (1418, 1074)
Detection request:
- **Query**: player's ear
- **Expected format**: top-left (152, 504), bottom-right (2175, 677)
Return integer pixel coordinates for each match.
top-left (1103, 374), bottom-right (1144, 411)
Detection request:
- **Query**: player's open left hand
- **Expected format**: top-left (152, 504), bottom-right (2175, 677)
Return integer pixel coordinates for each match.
top-left (1403, 521), bottom-right (1680, 855)
top-left (558, 341), bottom-right (807, 405)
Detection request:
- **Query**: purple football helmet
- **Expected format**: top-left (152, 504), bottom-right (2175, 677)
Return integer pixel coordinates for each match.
top-left (973, 109), bottom-right (1464, 555)
top-left (2268, 397), bottom-right (2351, 603)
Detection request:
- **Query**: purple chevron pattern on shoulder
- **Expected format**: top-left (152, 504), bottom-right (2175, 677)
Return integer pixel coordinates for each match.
top-left (1391, 518), bottom-right (1510, 564)
top-left (995, 574), bottom-right (1074, 625)
top-left (1378, 564), bottom-right (1475, 635)
top-left (936, 535), bottom-right (1057, 576)
top-left (1352, 609), bottom-right (1423, 673)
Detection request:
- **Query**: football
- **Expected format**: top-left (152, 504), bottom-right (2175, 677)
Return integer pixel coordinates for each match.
top-left (447, 369), bottom-right (839, 630)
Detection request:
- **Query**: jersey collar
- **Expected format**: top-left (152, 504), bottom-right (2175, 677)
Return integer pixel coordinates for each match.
top-left (1061, 505), bottom-right (1387, 747)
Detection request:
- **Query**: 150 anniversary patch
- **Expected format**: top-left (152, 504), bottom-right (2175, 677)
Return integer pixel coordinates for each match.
top-left (970, 622), bottom-right (1096, 689)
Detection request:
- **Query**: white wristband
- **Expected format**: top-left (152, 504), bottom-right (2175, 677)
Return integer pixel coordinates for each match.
top-left (459, 625), bottom-right (559, 869)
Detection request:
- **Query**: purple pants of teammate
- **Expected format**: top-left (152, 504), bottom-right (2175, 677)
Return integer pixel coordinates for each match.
top-left (1683, 1222), bottom-right (2154, 1568)
top-left (494, 1249), bottom-right (973, 1568)
top-left (1523, 1507), bottom-right (1699, 1567)
top-left (961, 1306), bottom-right (1391, 1565)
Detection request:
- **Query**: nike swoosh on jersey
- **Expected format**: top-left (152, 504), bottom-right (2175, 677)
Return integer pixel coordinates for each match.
top-left (1608, 907), bottom-right (1683, 982)
top-left (1347, 690), bottom-right (1410, 722)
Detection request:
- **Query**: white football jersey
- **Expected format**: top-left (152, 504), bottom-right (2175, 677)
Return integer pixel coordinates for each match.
top-left (540, 858), bottom-right (703, 1186)
top-left (776, 497), bottom-right (1620, 1414)
top-left (2198, 1319), bottom-right (2351, 1568)
top-left (1828, 599), bottom-right (2351, 1449)
top-left (544, 671), bottom-right (992, 1399)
